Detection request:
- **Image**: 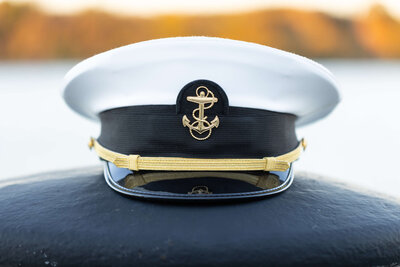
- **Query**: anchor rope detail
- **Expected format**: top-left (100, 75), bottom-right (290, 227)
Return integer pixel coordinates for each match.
top-left (182, 86), bottom-right (219, 140)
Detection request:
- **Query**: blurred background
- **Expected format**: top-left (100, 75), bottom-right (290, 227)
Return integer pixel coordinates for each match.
top-left (1, 0), bottom-right (399, 197)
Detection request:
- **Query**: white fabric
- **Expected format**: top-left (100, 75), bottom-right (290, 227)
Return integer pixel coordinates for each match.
top-left (62, 37), bottom-right (340, 126)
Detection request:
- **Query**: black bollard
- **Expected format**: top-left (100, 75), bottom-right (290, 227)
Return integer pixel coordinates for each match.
top-left (1, 167), bottom-right (400, 266)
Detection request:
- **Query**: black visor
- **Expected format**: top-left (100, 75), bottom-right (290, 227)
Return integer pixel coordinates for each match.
top-left (104, 161), bottom-right (294, 201)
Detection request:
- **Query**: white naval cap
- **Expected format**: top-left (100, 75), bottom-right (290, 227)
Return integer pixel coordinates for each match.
top-left (62, 36), bottom-right (340, 126)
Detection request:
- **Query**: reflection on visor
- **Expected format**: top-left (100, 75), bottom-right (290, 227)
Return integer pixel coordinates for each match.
top-left (104, 162), bottom-right (294, 200)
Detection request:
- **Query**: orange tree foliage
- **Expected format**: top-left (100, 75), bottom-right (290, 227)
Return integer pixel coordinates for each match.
top-left (1, 2), bottom-right (400, 59)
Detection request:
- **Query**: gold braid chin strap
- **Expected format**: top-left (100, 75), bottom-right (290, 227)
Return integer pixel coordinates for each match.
top-left (88, 138), bottom-right (307, 172)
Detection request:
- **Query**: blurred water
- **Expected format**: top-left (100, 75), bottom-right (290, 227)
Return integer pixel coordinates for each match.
top-left (0, 60), bottom-right (399, 197)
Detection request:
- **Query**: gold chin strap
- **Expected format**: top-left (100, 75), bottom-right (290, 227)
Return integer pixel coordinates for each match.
top-left (88, 138), bottom-right (307, 172)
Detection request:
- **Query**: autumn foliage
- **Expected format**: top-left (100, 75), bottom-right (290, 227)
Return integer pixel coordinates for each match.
top-left (1, 2), bottom-right (400, 59)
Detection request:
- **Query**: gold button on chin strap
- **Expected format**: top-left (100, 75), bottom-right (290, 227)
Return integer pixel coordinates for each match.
top-left (88, 137), bottom-right (306, 172)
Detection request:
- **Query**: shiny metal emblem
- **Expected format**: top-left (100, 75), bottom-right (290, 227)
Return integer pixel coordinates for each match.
top-left (182, 86), bottom-right (219, 140)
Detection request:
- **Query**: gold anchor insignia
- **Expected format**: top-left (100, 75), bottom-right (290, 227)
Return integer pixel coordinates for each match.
top-left (182, 86), bottom-right (220, 140)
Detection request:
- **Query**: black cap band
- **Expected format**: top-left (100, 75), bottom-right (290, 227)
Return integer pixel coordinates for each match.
top-left (98, 105), bottom-right (298, 158)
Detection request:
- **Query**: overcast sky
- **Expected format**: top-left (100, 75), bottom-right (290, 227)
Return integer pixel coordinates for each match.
top-left (3, 0), bottom-right (400, 18)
